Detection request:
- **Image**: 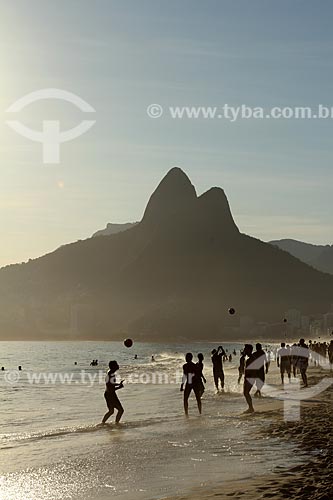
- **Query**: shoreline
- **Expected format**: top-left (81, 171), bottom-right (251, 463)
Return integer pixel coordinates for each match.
top-left (164, 368), bottom-right (332, 500)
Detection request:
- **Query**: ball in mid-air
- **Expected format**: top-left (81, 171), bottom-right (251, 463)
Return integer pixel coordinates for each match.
top-left (228, 307), bottom-right (236, 315)
top-left (124, 338), bottom-right (133, 348)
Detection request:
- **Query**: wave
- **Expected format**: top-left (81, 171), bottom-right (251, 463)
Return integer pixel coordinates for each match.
top-left (2, 415), bottom-right (179, 446)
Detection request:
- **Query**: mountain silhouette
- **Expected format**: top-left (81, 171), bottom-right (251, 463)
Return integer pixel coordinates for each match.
top-left (270, 239), bottom-right (333, 275)
top-left (0, 168), bottom-right (332, 340)
top-left (93, 222), bottom-right (138, 237)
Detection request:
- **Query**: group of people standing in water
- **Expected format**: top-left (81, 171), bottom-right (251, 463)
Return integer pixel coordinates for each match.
top-left (180, 343), bottom-right (270, 415)
top-left (180, 339), bottom-right (316, 416)
top-left (101, 338), bottom-right (328, 423)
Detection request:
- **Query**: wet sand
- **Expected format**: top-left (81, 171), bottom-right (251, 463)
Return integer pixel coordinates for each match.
top-left (165, 368), bottom-right (332, 500)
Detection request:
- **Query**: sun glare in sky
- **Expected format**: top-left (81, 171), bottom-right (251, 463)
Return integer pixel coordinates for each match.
top-left (0, 1), bottom-right (332, 268)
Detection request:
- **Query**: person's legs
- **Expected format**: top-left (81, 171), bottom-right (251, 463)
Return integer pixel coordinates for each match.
top-left (183, 384), bottom-right (192, 415)
top-left (199, 381), bottom-right (205, 398)
top-left (243, 380), bottom-right (254, 412)
top-left (219, 371), bottom-right (225, 389)
top-left (102, 395), bottom-right (114, 423)
top-left (280, 368), bottom-right (284, 384)
top-left (114, 402), bottom-right (124, 423)
top-left (255, 377), bottom-right (264, 397)
top-left (193, 385), bottom-right (202, 414)
top-left (213, 370), bottom-right (219, 390)
top-left (102, 409), bottom-right (114, 423)
top-left (301, 368), bottom-right (308, 387)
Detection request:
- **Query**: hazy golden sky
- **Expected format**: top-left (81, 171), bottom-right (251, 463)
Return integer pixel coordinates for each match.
top-left (1, 0), bottom-right (332, 267)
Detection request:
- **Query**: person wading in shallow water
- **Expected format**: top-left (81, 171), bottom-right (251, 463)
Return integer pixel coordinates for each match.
top-left (211, 346), bottom-right (226, 392)
top-left (180, 353), bottom-right (202, 416)
top-left (102, 360), bottom-right (124, 424)
top-left (252, 343), bottom-right (269, 398)
top-left (277, 342), bottom-right (291, 384)
top-left (196, 353), bottom-right (207, 398)
top-left (238, 350), bottom-right (246, 384)
top-left (296, 339), bottom-right (309, 388)
top-left (243, 344), bottom-right (256, 414)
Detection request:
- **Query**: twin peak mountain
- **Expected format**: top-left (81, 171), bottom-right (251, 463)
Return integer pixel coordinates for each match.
top-left (0, 168), bottom-right (332, 340)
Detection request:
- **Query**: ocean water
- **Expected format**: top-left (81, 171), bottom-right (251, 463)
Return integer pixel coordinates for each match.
top-left (0, 341), bottom-right (304, 500)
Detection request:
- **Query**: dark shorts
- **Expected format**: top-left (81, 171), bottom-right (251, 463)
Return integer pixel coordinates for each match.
top-left (104, 391), bottom-right (123, 411)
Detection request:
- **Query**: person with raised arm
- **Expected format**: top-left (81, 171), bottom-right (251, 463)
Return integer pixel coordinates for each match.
top-left (211, 345), bottom-right (226, 392)
top-left (243, 344), bottom-right (256, 414)
top-left (102, 360), bottom-right (124, 424)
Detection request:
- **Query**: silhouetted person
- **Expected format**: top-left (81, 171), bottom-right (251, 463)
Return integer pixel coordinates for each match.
top-left (296, 339), bottom-right (309, 387)
top-left (243, 344), bottom-right (256, 413)
top-left (266, 350), bottom-right (272, 371)
top-left (151, 356), bottom-right (155, 363)
top-left (238, 351), bottom-right (245, 384)
top-left (134, 354), bottom-right (138, 360)
top-left (196, 353), bottom-right (206, 397)
top-left (211, 346), bottom-right (226, 392)
top-left (253, 343), bottom-right (268, 398)
top-left (329, 340), bottom-right (333, 372)
top-left (18, 366), bottom-right (22, 371)
top-left (290, 343), bottom-right (298, 377)
top-left (180, 353), bottom-right (201, 416)
top-left (102, 360), bottom-right (124, 424)
top-left (277, 342), bottom-right (291, 384)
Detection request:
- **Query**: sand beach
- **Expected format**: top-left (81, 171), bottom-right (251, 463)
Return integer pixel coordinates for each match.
top-left (165, 368), bottom-right (332, 500)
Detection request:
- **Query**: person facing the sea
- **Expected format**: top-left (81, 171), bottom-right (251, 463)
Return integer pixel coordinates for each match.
top-left (290, 343), bottom-right (298, 377)
top-left (243, 344), bottom-right (256, 414)
top-left (266, 349), bottom-right (272, 371)
top-left (296, 339), bottom-right (309, 388)
top-left (238, 350), bottom-right (246, 384)
top-left (252, 343), bottom-right (268, 398)
top-left (196, 353), bottom-right (206, 397)
top-left (211, 346), bottom-right (226, 392)
top-left (180, 353), bottom-right (201, 416)
top-left (102, 360), bottom-right (124, 424)
top-left (277, 342), bottom-right (291, 384)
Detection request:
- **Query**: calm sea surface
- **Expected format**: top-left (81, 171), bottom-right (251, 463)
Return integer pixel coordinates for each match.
top-left (0, 341), bottom-right (304, 500)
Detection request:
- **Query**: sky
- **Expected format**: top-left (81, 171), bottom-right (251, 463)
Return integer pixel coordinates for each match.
top-left (0, 0), bottom-right (332, 267)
